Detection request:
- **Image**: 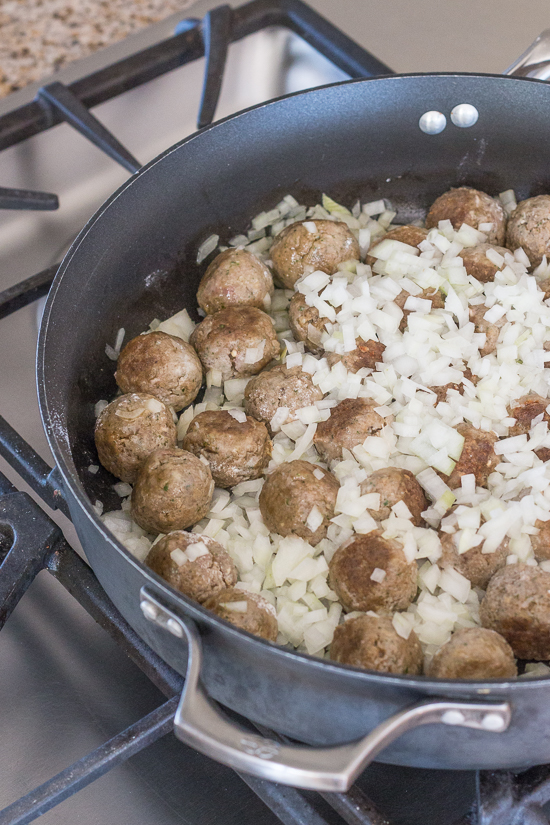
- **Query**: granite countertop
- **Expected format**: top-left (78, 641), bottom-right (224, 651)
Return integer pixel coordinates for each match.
top-left (0, 0), bottom-right (195, 97)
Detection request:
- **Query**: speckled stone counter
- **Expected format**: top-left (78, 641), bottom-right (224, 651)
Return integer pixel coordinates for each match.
top-left (0, 0), bottom-right (195, 97)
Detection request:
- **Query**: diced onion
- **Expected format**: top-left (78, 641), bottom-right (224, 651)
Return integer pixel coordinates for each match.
top-left (170, 548), bottom-right (188, 566)
top-left (220, 601), bottom-right (249, 613)
top-left (306, 506), bottom-right (324, 533)
top-left (228, 408), bottom-right (247, 423)
top-left (197, 234), bottom-right (219, 263)
top-left (370, 567), bottom-right (387, 583)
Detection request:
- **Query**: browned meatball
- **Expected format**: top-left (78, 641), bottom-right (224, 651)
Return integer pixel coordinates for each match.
top-left (131, 447), bottom-right (214, 534)
top-left (259, 460), bottom-right (338, 545)
top-left (116, 331), bottom-right (203, 412)
top-left (480, 563), bottom-right (550, 660)
top-left (328, 534), bottom-right (418, 613)
top-left (325, 339), bottom-right (386, 373)
top-left (365, 224), bottom-right (429, 267)
top-left (360, 467), bottom-right (427, 526)
top-left (313, 397), bottom-right (385, 463)
top-left (531, 519), bottom-right (550, 562)
top-left (94, 393), bottom-right (176, 483)
top-left (426, 187), bottom-right (506, 245)
top-left (469, 304), bottom-right (505, 356)
top-left (189, 306), bottom-right (280, 381)
top-left (288, 292), bottom-right (329, 354)
top-left (244, 364), bottom-right (323, 434)
top-left (440, 424), bottom-right (498, 491)
top-left (508, 394), bottom-right (550, 462)
top-left (145, 532), bottom-right (237, 603)
top-left (438, 529), bottom-right (508, 589)
top-left (197, 249), bottom-right (274, 315)
top-left (203, 587), bottom-right (278, 641)
top-left (270, 220), bottom-right (360, 289)
top-left (506, 195), bottom-right (550, 268)
top-left (426, 628), bottom-right (517, 679)
top-left (182, 410), bottom-right (271, 488)
top-left (394, 287), bottom-right (444, 332)
top-left (330, 615), bottom-right (423, 675)
top-left (459, 243), bottom-right (509, 283)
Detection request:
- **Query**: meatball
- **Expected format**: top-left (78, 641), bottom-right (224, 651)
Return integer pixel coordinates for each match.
top-left (325, 339), bottom-right (386, 373)
top-left (438, 528), bottom-right (508, 589)
top-left (259, 460), bottom-right (338, 545)
top-left (131, 447), bottom-right (214, 534)
top-left (459, 243), bottom-right (510, 283)
top-left (365, 224), bottom-right (429, 267)
top-left (189, 306), bottom-right (280, 381)
top-left (480, 563), bottom-right (550, 660)
top-left (145, 532), bottom-right (237, 603)
top-left (330, 614), bottom-right (423, 675)
top-left (360, 467), bottom-right (427, 526)
top-left (425, 187), bottom-right (506, 246)
top-left (270, 220), bottom-right (360, 289)
top-left (426, 628), bottom-right (517, 679)
top-left (394, 287), bottom-right (444, 332)
top-left (506, 195), bottom-right (550, 268)
top-left (469, 303), bottom-right (505, 356)
top-left (94, 392), bottom-right (176, 483)
top-left (440, 424), bottom-right (498, 490)
top-left (116, 331), bottom-right (203, 412)
top-left (508, 393), bottom-right (550, 462)
top-left (182, 410), bottom-right (271, 488)
top-left (313, 397), bottom-right (385, 463)
top-left (203, 587), bottom-right (278, 641)
top-left (244, 364), bottom-right (323, 434)
top-left (288, 291), bottom-right (329, 354)
top-left (531, 519), bottom-right (550, 562)
top-left (196, 248), bottom-right (274, 315)
top-left (328, 534), bottom-right (418, 613)
top-left (289, 292), bottom-right (384, 368)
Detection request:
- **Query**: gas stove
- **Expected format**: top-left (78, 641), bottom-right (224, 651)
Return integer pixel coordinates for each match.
top-left (2, 2), bottom-right (550, 824)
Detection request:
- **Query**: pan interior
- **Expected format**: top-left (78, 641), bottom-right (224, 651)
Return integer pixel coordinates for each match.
top-left (40, 71), bottom-right (550, 638)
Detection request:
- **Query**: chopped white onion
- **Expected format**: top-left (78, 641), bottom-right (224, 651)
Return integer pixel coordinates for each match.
top-left (370, 567), bottom-right (387, 583)
top-left (228, 408), bottom-right (247, 423)
top-left (197, 234), bottom-right (219, 263)
top-left (170, 548), bottom-right (188, 566)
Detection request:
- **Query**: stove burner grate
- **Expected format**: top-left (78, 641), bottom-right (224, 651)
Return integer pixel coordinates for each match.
top-left (0, 0), bottom-right (392, 211)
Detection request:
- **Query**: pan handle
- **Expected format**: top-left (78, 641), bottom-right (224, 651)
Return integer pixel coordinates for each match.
top-left (140, 588), bottom-right (511, 792)
top-left (505, 29), bottom-right (550, 80)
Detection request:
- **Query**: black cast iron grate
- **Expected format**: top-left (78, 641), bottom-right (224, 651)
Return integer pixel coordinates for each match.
top-left (1, 1), bottom-right (550, 823)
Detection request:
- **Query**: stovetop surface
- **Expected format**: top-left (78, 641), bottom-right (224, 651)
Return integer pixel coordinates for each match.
top-left (3, 2), bottom-right (550, 824)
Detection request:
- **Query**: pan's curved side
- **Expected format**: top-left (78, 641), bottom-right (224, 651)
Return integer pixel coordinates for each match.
top-left (39, 74), bottom-right (550, 769)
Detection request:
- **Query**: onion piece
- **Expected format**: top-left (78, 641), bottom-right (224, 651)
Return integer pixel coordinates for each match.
top-left (197, 234), bottom-right (219, 263)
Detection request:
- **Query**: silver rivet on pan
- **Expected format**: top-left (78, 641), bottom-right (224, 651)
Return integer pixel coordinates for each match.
top-left (419, 111), bottom-right (446, 135)
top-left (441, 710), bottom-right (466, 725)
top-left (166, 618), bottom-right (184, 638)
top-left (481, 712), bottom-right (506, 732)
top-left (140, 599), bottom-right (158, 621)
top-left (450, 103), bottom-right (479, 128)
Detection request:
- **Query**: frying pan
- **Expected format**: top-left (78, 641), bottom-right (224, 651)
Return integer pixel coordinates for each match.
top-left (33, 29), bottom-right (550, 790)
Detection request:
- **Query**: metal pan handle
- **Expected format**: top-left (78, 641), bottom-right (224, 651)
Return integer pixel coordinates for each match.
top-left (505, 29), bottom-right (550, 80)
top-left (140, 589), bottom-right (511, 792)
